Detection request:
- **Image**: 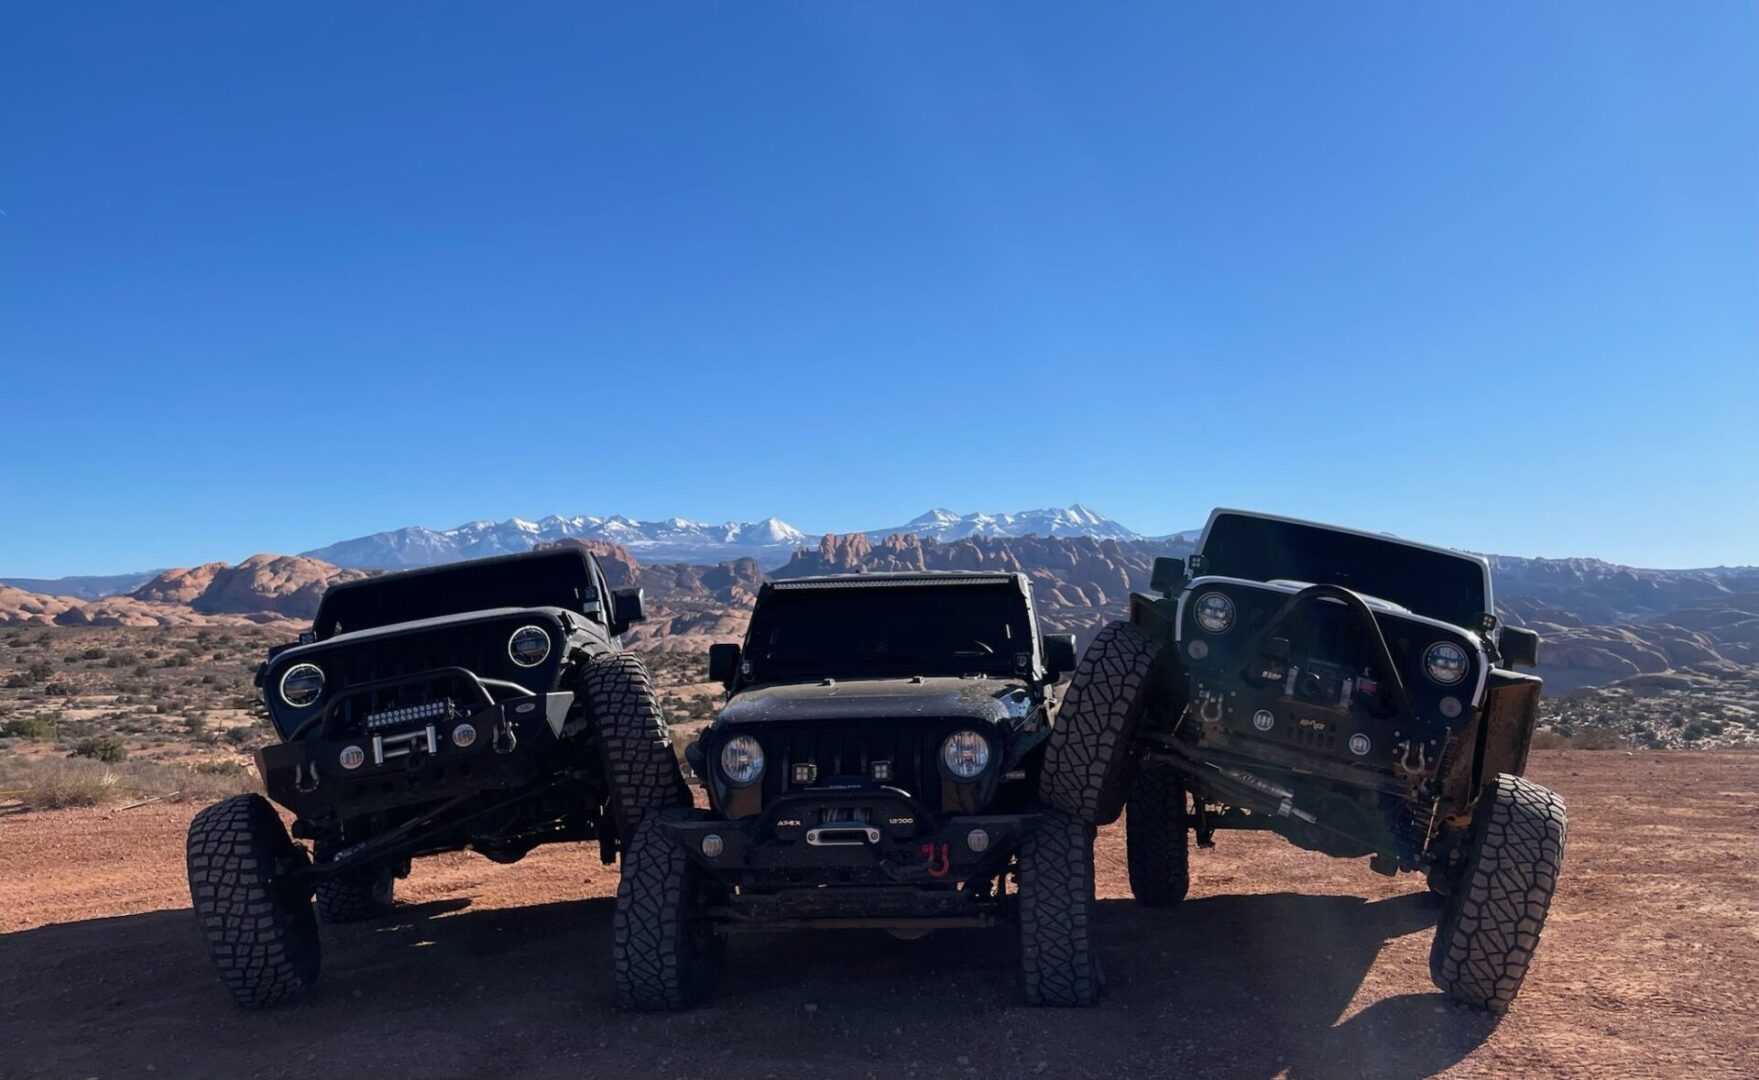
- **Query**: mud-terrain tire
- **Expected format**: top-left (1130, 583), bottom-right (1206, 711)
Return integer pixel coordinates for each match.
top-left (312, 850), bottom-right (397, 924)
top-left (1125, 765), bottom-right (1190, 908)
top-left (611, 808), bottom-right (725, 1010)
top-left (584, 652), bottom-right (692, 846)
top-left (1039, 621), bottom-right (1162, 826)
top-left (186, 794), bottom-right (320, 1009)
top-left (1430, 774), bottom-right (1567, 1014)
top-left (1017, 809), bottom-right (1104, 1007)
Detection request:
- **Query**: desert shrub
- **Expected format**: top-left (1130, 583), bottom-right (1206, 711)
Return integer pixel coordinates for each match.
top-left (1531, 726), bottom-right (1627, 750)
top-left (223, 726), bottom-right (256, 747)
top-left (1681, 718), bottom-right (1726, 741)
top-left (1, 716), bottom-right (58, 740)
top-left (1569, 727), bottom-right (1628, 750)
top-left (42, 682), bottom-right (74, 697)
top-left (27, 661), bottom-right (55, 682)
top-left (0, 755), bottom-right (259, 810)
top-left (80, 647), bottom-right (107, 661)
top-left (183, 713), bottom-right (208, 737)
top-left (72, 734), bottom-right (128, 763)
top-left (4, 673), bottom-right (32, 689)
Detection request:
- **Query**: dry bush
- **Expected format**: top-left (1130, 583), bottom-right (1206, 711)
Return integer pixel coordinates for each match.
top-left (0, 755), bottom-right (260, 810)
top-left (1531, 726), bottom-right (1629, 751)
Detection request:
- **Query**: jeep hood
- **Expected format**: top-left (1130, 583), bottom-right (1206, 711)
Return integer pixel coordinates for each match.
top-left (717, 676), bottom-right (1032, 727)
top-left (275, 606), bottom-right (578, 662)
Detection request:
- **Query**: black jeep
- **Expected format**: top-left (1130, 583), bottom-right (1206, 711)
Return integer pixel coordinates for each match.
top-left (185, 548), bottom-right (690, 1008)
top-left (1041, 509), bottom-right (1566, 1014)
top-left (610, 572), bottom-right (1101, 1009)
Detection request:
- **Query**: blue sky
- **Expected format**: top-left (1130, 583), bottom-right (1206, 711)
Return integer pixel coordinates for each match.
top-left (2, 3), bottom-right (1754, 577)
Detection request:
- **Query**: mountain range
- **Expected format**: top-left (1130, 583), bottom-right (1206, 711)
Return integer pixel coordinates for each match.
top-left (3, 529), bottom-right (1757, 746)
top-left (295, 504), bottom-right (1146, 570)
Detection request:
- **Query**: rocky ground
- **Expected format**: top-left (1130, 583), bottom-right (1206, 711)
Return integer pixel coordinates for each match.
top-left (0, 750), bottom-right (1752, 1079)
top-left (1538, 663), bottom-right (1759, 750)
top-left (0, 625), bottom-right (721, 804)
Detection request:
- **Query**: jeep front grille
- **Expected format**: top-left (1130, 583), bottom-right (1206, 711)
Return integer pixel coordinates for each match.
top-left (753, 723), bottom-right (951, 815)
top-left (310, 620), bottom-right (558, 734)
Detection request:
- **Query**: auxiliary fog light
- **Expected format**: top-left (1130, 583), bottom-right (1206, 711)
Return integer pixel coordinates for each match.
top-left (701, 834), bottom-right (724, 858)
top-left (338, 745), bottom-right (365, 770)
top-left (967, 828), bottom-right (991, 854)
top-left (451, 723), bottom-right (478, 749)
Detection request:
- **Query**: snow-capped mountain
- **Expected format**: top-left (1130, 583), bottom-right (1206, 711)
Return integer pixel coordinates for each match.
top-left (303, 515), bottom-right (809, 570)
top-left (301, 505), bottom-right (1150, 571)
top-left (868, 505), bottom-right (1142, 544)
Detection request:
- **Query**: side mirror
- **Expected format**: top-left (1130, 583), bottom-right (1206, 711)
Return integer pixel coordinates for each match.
top-left (708, 643), bottom-right (742, 688)
top-left (1150, 556), bottom-right (1188, 596)
top-left (1040, 633), bottom-right (1078, 680)
top-left (609, 587), bottom-right (646, 634)
top-left (1499, 626), bottom-right (1540, 669)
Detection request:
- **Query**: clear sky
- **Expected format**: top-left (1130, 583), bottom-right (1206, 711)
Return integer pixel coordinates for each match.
top-left (2, 3), bottom-right (1754, 577)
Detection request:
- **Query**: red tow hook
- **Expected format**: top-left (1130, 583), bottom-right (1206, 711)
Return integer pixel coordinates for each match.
top-left (920, 841), bottom-right (951, 878)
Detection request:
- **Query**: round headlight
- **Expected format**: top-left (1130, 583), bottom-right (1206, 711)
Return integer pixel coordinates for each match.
top-left (1193, 592), bottom-right (1235, 634)
top-left (720, 734), bottom-right (764, 786)
top-left (508, 625), bottom-right (551, 667)
top-left (279, 663), bottom-right (325, 708)
top-left (1424, 642), bottom-right (1470, 686)
top-left (941, 730), bottom-right (990, 779)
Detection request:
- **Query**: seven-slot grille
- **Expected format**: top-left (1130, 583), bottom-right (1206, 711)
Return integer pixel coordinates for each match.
top-left (750, 722), bottom-right (958, 816)
top-left (309, 619), bottom-right (558, 734)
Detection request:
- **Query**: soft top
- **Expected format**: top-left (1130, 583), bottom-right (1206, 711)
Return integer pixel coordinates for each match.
top-left (312, 548), bottom-right (601, 640)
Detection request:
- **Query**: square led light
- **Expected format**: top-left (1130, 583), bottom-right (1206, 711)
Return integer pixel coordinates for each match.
top-left (791, 763), bottom-right (817, 785)
top-left (871, 761), bottom-right (893, 782)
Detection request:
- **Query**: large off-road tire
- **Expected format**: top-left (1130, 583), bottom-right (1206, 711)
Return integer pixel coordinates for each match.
top-left (1430, 774), bottom-right (1567, 1014)
top-left (611, 808), bottom-right (725, 1010)
top-left (312, 847), bottom-right (397, 924)
top-left (186, 794), bottom-right (320, 1009)
top-left (1125, 765), bottom-right (1190, 908)
top-left (583, 652), bottom-right (692, 846)
top-left (1039, 621), bottom-right (1162, 826)
top-left (1017, 809), bottom-right (1104, 1007)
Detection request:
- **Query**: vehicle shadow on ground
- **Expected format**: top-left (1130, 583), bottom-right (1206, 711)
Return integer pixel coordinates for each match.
top-left (0, 888), bottom-right (1496, 1079)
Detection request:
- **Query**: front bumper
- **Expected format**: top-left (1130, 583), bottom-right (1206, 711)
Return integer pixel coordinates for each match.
top-left (257, 690), bottom-right (575, 821)
top-left (662, 786), bottom-right (1038, 890)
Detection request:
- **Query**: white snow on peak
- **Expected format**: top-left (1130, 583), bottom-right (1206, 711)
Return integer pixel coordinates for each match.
top-left (303, 505), bottom-right (1157, 572)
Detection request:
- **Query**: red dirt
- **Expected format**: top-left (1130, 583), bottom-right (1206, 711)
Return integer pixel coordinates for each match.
top-left (1, 750), bottom-right (1754, 1079)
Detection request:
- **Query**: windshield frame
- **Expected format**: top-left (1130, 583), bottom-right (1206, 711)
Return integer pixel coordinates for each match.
top-left (311, 549), bottom-right (603, 639)
top-left (1194, 509), bottom-right (1493, 628)
top-left (742, 574), bottom-right (1040, 683)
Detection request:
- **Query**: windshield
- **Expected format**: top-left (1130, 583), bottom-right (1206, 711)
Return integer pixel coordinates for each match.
top-left (312, 550), bottom-right (595, 639)
top-left (1200, 513), bottom-right (1488, 628)
top-left (744, 580), bottom-right (1033, 681)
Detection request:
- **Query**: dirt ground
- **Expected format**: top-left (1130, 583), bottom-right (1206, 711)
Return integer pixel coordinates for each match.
top-left (1, 749), bottom-right (1754, 1080)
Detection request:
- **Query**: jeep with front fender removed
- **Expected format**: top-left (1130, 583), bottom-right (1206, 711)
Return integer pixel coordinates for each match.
top-left (611, 572), bottom-right (1099, 1009)
top-left (185, 548), bottom-right (690, 1008)
top-left (1041, 509), bottom-right (1566, 1014)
